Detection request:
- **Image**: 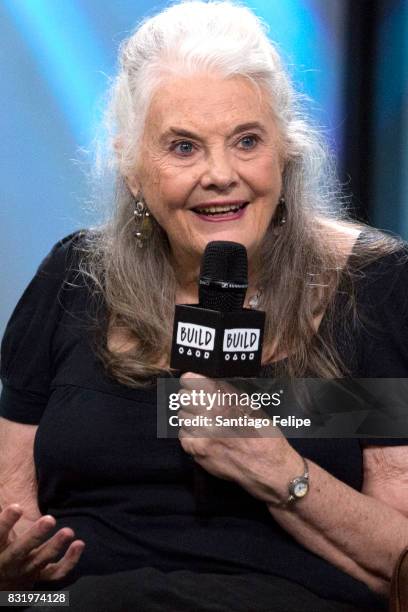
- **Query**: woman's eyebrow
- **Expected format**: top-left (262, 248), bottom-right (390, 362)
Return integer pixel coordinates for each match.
top-left (159, 121), bottom-right (267, 142)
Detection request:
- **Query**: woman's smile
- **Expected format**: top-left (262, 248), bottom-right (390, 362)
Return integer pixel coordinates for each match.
top-left (190, 200), bottom-right (250, 222)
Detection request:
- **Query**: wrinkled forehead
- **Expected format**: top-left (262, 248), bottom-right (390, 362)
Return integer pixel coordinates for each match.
top-left (143, 74), bottom-right (275, 140)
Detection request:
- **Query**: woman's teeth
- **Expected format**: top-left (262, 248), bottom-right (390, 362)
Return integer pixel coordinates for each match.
top-left (194, 203), bottom-right (247, 215)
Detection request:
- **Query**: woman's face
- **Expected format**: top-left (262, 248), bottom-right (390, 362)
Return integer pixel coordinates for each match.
top-left (128, 73), bottom-right (284, 268)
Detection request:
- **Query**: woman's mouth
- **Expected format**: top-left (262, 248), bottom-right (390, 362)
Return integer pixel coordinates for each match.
top-left (191, 201), bottom-right (249, 221)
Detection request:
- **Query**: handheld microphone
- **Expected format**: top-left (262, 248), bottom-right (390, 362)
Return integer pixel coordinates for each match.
top-left (170, 241), bottom-right (265, 376)
top-left (170, 241), bottom-right (266, 515)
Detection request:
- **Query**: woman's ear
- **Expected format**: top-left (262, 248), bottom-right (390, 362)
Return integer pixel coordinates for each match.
top-left (114, 136), bottom-right (142, 198)
top-left (278, 149), bottom-right (287, 174)
top-left (126, 172), bottom-right (141, 199)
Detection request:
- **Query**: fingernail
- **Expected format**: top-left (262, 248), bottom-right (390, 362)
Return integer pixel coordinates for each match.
top-left (40, 516), bottom-right (55, 528)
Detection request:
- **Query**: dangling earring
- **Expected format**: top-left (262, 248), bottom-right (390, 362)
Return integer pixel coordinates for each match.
top-left (275, 195), bottom-right (287, 226)
top-left (133, 195), bottom-right (153, 248)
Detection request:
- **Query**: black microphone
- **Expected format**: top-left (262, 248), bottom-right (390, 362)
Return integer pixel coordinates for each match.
top-left (170, 241), bottom-right (265, 514)
top-left (198, 241), bottom-right (248, 311)
top-left (170, 241), bottom-right (265, 377)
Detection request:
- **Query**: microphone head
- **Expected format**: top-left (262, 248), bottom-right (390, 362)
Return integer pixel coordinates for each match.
top-left (199, 241), bottom-right (248, 311)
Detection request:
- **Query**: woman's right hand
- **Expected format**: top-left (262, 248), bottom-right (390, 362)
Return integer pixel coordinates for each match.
top-left (0, 503), bottom-right (85, 589)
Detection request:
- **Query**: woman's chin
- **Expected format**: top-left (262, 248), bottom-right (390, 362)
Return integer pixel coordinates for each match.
top-left (193, 233), bottom-right (249, 252)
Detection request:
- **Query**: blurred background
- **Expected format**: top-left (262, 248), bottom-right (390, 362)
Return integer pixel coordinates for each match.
top-left (1, 0), bottom-right (407, 336)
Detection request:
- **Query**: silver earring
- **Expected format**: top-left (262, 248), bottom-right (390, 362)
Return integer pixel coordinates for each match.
top-left (133, 196), bottom-right (152, 248)
top-left (276, 195), bottom-right (287, 226)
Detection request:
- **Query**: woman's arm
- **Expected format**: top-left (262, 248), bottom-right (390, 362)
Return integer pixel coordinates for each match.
top-left (183, 429), bottom-right (408, 595)
top-left (178, 374), bottom-right (408, 596)
top-left (361, 445), bottom-right (408, 517)
top-left (184, 429), bottom-right (408, 595)
top-left (0, 417), bottom-right (41, 536)
top-left (264, 444), bottom-right (408, 596)
top-left (0, 416), bottom-right (86, 586)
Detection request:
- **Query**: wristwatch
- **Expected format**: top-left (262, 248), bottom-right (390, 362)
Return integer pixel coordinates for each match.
top-left (272, 456), bottom-right (310, 509)
top-left (288, 456), bottom-right (309, 502)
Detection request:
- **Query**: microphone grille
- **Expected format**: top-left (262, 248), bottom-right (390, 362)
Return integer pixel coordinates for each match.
top-left (199, 241), bottom-right (248, 311)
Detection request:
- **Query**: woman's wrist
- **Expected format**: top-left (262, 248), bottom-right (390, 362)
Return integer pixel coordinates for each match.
top-left (241, 443), bottom-right (306, 507)
top-left (267, 455), bottom-right (310, 509)
top-left (264, 449), bottom-right (307, 507)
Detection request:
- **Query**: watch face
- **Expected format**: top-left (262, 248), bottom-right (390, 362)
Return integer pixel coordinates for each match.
top-left (291, 477), bottom-right (309, 498)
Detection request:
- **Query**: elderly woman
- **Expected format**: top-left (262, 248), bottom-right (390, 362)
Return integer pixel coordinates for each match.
top-left (1, 2), bottom-right (408, 611)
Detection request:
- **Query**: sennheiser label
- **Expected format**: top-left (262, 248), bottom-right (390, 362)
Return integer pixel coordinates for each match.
top-left (176, 322), bottom-right (216, 350)
top-left (223, 328), bottom-right (260, 352)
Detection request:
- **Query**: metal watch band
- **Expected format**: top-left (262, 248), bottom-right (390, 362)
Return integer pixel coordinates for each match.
top-left (270, 456), bottom-right (310, 510)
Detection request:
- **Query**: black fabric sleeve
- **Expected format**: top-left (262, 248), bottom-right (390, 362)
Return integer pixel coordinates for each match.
top-left (354, 247), bottom-right (408, 446)
top-left (0, 230), bottom-right (86, 424)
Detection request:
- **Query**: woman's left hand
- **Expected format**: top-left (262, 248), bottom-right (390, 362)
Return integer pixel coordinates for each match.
top-left (177, 372), bottom-right (300, 504)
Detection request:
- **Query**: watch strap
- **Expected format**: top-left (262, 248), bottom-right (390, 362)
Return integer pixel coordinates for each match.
top-left (270, 456), bottom-right (310, 510)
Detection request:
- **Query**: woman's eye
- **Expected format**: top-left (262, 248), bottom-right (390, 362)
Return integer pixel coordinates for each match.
top-left (238, 134), bottom-right (259, 150)
top-left (171, 141), bottom-right (195, 156)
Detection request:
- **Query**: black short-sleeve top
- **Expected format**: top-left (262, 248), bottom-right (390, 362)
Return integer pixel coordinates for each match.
top-left (1, 231), bottom-right (408, 610)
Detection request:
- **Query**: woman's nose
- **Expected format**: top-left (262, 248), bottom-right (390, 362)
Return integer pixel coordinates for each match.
top-left (200, 148), bottom-right (239, 191)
